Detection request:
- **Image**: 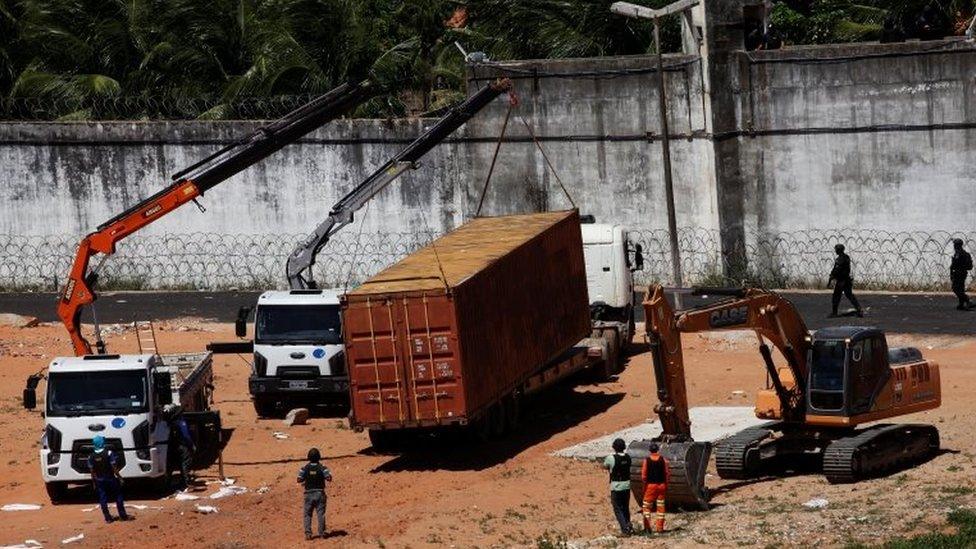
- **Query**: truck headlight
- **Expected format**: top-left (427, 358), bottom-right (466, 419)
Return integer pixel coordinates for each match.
top-left (254, 352), bottom-right (268, 377)
top-left (45, 425), bottom-right (62, 464)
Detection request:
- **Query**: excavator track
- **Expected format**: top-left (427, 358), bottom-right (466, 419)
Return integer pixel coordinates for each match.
top-left (714, 423), bottom-right (780, 480)
top-left (823, 424), bottom-right (939, 484)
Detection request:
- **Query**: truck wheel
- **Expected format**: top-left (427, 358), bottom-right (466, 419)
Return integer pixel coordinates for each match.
top-left (368, 429), bottom-right (401, 452)
top-left (45, 481), bottom-right (67, 503)
top-left (606, 329), bottom-right (623, 374)
top-left (253, 397), bottom-right (277, 418)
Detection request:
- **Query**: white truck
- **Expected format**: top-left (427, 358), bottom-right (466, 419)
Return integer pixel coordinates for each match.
top-left (580, 218), bottom-right (643, 379)
top-left (242, 289), bottom-right (347, 417)
top-left (23, 352), bottom-right (219, 502)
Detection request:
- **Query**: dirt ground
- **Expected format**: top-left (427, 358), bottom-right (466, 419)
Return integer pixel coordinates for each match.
top-left (0, 320), bottom-right (973, 548)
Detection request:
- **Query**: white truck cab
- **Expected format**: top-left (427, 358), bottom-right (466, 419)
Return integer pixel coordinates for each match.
top-left (579, 219), bottom-right (644, 378)
top-left (244, 289), bottom-right (348, 416)
top-left (25, 352), bottom-right (216, 501)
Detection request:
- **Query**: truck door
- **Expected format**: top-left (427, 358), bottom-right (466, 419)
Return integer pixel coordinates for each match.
top-left (584, 242), bottom-right (615, 306)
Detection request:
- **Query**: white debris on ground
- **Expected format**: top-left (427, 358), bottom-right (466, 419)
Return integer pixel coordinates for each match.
top-left (283, 408), bottom-right (310, 426)
top-left (1, 504), bottom-right (42, 512)
top-left (194, 505), bottom-right (218, 514)
top-left (209, 485), bottom-right (247, 499)
top-left (174, 492), bottom-right (200, 501)
top-left (272, 431), bottom-right (289, 440)
top-left (256, 486), bottom-right (270, 494)
top-left (0, 313), bottom-right (39, 328)
top-left (61, 533), bottom-right (84, 544)
top-left (553, 406), bottom-right (766, 461)
top-left (0, 540), bottom-right (42, 549)
top-left (803, 498), bottom-right (829, 509)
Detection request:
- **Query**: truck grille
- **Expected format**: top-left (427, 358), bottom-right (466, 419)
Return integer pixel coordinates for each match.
top-left (277, 366), bottom-right (319, 379)
top-left (70, 438), bottom-right (126, 474)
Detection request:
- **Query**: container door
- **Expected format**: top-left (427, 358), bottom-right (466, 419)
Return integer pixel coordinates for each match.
top-left (345, 297), bottom-right (410, 425)
top-left (399, 292), bottom-right (464, 423)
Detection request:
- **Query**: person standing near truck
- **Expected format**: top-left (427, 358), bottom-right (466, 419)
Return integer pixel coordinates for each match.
top-left (297, 447), bottom-right (333, 540)
top-left (641, 443), bottom-right (669, 534)
top-left (603, 438), bottom-right (634, 536)
top-left (165, 405), bottom-right (197, 490)
top-left (87, 435), bottom-right (130, 523)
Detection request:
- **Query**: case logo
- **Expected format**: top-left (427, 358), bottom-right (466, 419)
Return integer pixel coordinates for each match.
top-left (710, 306), bottom-right (748, 328)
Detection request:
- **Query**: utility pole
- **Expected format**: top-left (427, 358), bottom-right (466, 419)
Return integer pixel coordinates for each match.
top-left (611, 0), bottom-right (699, 289)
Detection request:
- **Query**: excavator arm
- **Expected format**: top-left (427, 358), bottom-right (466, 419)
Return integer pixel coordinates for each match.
top-left (630, 285), bottom-right (812, 510)
top-left (59, 81), bottom-right (378, 356)
top-left (644, 285), bottom-right (811, 435)
top-left (285, 77), bottom-right (514, 289)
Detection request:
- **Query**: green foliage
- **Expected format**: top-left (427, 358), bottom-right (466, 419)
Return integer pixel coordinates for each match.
top-left (2, 0), bottom-right (973, 119)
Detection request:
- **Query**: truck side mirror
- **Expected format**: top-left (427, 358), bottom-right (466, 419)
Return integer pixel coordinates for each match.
top-left (23, 375), bottom-right (40, 410)
top-left (155, 372), bottom-right (173, 406)
top-left (235, 306), bottom-right (252, 338)
top-left (633, 244), bottom-right (644, 272)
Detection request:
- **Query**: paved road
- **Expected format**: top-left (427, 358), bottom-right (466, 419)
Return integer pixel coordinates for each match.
top-left (0, 290), bottom-right (973, 335)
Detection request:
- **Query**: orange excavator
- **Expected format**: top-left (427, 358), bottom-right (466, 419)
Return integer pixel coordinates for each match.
top-left (629, 286), bottom-right (941, 509)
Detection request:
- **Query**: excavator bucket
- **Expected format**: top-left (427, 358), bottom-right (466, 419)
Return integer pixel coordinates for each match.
top-left (628, 439), bottom-right (713, 510)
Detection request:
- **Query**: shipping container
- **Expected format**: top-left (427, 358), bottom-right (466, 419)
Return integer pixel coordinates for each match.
top-left (342, 210), bottom-right (591, 434)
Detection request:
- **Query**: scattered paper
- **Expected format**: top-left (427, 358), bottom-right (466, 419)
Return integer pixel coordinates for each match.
top-left (221, 478), bottom-right (236, 486)
top-left (194, 504), bottom-right (218, 514)
top-left (256, 486), bottom-right (270, 494)
top-left (272, 432), bottom-right (289, 440)
top-left (125, 504), bottom-right (148, 510)
top-left (62, 533), bottom-right (85, 544)
top-left (210, 485), bottom-right (247, 499)
top-left (175, 492), bottom-right (199, 501)
top-left (803, 498), bottom-right (829, 509)
top-left (1, 504), bottom-right (42, 512)
top-left (1, 540), bottom-right (42, 549)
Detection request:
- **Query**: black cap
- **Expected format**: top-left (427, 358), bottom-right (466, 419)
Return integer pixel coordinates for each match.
top-left (307, 448), bottom-right (321, 462)
top-left (649, 443), bottom-right (660, 453)
top-left (612, 438), bottom-right (626, 452)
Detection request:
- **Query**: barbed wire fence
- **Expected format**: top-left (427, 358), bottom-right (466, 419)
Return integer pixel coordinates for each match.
top-left (1, 228), bottom-right (972, 292)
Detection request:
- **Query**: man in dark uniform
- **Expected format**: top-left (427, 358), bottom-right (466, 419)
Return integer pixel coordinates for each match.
top-left (950, 238), bottom-right (973, 310)
top-left (87, 435), bottom-right (130, 523)
top-left (602, 438), bottom-right (633, 536)
top-left (828, 244), bottom-right (863, 318)
top-left (165, 405), bottom-right (196, 490)
top-left (297, 447), bottom-right (332, 540)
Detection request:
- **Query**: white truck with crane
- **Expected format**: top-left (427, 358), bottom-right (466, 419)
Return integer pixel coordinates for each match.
top-left (28, 78), bottom-right (382, 500)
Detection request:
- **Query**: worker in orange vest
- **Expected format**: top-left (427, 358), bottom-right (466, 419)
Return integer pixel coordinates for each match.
top-left (640, 443), bottom-right (670, 533)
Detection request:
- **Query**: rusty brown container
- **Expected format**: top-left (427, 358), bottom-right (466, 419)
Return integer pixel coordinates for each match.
top-left (342, 210), bottom-right (590, 431)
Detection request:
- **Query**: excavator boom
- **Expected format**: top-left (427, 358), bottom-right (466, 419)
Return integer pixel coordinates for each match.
top-left (285, 78), bottom-right (514, 289)
top-left (58, 81), bottom-right (378, 355)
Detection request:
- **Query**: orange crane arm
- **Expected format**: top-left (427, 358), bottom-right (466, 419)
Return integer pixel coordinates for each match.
top-left (57, 81), bottom-right (377, 356)
top-left (643, 285), bottom-right (811, 437)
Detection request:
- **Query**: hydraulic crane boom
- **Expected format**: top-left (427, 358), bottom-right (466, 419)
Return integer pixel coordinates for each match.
top-left (285, 77), bottom-right (514, 289)
top-left (59, 80), bottom-right (378, 356)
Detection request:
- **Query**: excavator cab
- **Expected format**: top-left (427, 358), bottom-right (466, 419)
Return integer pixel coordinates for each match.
top-left (806, 327), bottom-right (892, 417)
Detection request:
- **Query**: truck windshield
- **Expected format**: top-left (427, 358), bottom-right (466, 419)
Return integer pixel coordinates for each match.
top-left (255, 305), bottom-right (342, 345)
top-left (47, 370), bottom-right (148, 417)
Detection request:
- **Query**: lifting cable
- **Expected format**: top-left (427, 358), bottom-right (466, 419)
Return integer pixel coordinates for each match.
top-left (475, 90), bottom-right (577, 216)
top-left (343, 200), bottom-right (372, 293)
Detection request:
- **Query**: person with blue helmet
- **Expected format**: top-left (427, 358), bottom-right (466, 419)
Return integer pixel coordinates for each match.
top-left (87, 434), bottom-right (130, 523)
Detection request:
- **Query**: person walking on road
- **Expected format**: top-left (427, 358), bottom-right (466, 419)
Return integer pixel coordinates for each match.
top-left (87, 435), bottom-right (130, 523)
top-left (640, 443), bottom-right (669, 534)
top-left (165, 405), bottom-right (197, 490)
top-left (603, 438), bottom-right (634, 536)
top-left (950, 238), bottom-right (973, 310)
top-left (298, 447), bottom-right (332, 540)
top-left (828, 244), bottom-right (863, 318)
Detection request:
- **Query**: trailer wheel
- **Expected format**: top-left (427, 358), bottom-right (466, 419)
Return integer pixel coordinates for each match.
top-left (504, 393), bottom-right (522, 432)
top-left (368, 429), bottom-right (401, 451)
top-left (253, 397), bottom-right (277, 418)
top-left (45, 481), bottom-right (67, 503)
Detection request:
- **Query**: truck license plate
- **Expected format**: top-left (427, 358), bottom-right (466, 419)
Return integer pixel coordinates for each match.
top-left (287, 380), bottom-right (309, 390)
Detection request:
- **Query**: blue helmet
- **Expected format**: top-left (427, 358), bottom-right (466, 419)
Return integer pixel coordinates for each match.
top-left (92, 435), bottom-right (106, 452)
